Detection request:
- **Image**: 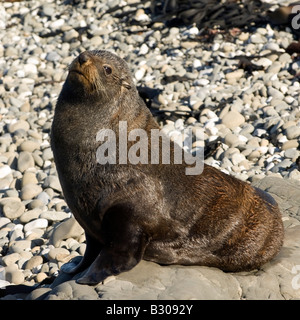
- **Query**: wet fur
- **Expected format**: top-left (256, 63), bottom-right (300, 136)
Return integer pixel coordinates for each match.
top-left (51, 50), bottom-right (284, 285)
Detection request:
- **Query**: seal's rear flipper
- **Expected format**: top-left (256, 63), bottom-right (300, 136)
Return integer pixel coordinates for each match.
top-left (253, 187), bottom-right (277, 207)
top-left (61, 232), bottom-right (102, 274)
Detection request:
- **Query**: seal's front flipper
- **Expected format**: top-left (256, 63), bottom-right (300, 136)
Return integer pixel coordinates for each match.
top-left (61, 232), bottom-right (102, 274)
top-left (76, 205), bottom-right (149, 285)
top-left (75, 250), bottom-right (116, 285)
top-left (253, 187), bottom-right (277, 206)
top-left (76, 234), bottom-right (148, 285)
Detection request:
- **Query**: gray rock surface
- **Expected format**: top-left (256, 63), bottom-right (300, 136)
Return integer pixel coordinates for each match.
top-left (16, 176), bottom-right (300, 300)
top-left (252, 176), bottom-right (300, 220)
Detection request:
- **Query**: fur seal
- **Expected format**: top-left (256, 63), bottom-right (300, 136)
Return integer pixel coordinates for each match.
top-left (51, 50), bottom-right (284, 285)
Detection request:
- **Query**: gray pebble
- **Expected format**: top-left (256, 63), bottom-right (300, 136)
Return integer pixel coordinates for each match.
top-left (19, 141), bottom-right (40, 153)
top-left (267, 61), bottom-right (282, 74)
top-left (50, 216), bottom-right (84, 247)
top-left (250, 33), bottom-right (265, 44)
top-left (32, 153), bottom-right (44, 167)
top-left (3, 200), bottom-right (25, 220)
top-left (22, 171), bottom-right (38, 187)
top-left (8, 120), bottom-right (29, 134)
top-left (46, 52), bottom-right (61, 62)
top-left (271, 159), bottom-right (293, 173)
top-left (1, 253), bottom-right (21, 267)
top-left (9, 240), bottom-right (32, 254)
top-left (224, 133), bottom-right (240, 148)
top-left (40, 211), bottom-right (70, 222)
top-left (24, 219), bottom-right (48, 233)
top-left (282, 140), bottom-right (299, 150)
top-left (42, 4), bottom-right (56, 17)
top-left (63, 30), bottom-right (79, 42)
top-left (0, 217), bottom-right (11, 228)
top-left (17, 152), bottom-right (35, 173)
top-left (43, 175), bottom-right (62, 193)
top-left (221, 111), bottom-right (245, 129)
top-left (284, 148), bottom-right (299, 160)
top-left (24, 255), bottom-right (43, 270)
top-left (42, 148), bottom-right (53, 161)
top-left (27, 199), bottom-right (45, 210)
top-left (268, 87), bottom-right (284, 100)
top-left (5, 264), bottom-right (25, 285)
top-left (9, 226), bottom-right (24, 242)
top-left (0, 165), bottom-right (12, 179)
top-left (36, 191), bottom-right (51, 205)
top-left (20, 184), bottom-right (43, 201)
top-left (19, 208), bottom-right (42, 224)
top-left (286, 126), bottom-right (300, 140)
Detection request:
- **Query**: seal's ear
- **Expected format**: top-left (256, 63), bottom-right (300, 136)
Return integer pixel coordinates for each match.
top-left (121, 79), bottom-right (131, 90)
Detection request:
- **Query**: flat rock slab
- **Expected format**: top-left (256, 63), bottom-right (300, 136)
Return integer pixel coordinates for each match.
top-left (9, 177), bottom-right (300, 300)
top-left (252, 176), bottom-right (300, 220)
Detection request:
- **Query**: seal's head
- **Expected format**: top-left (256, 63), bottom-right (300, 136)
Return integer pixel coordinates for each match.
top-left (65, 50), bottom-right (133, 102)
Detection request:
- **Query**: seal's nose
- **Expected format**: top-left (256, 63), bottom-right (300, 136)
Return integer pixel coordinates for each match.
top-left (78, 51), bottom-right (91, 66)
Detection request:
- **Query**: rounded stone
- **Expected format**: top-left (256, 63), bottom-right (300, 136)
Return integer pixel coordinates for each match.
top-left (8, 120), bottom-right (30, 134)
top-left (26, 286), bottom-right (52, 300)
top-left (286, 126), bottom-right (300, 140)
top-left (221, 111), bottom-right (245, 129)
top-left (0, 165), bottom-right (12, 179)
top-left (9, 240), bottom-right (32, 253)
top-left (42, 148), bottom-right (53, 161)
top-left (19, 140), bottom-right (40, 153)
top-left (5, 264), bottom-right (25, 285)
top-left (17, 152), bottom-right (35, 173)
top-left (0, 217), bottom-right (11, 228)
top-left (24, 255), bottom-right (43, 270)
top-left (27, 199), bottom-right (45, 210)
top-left (63, 29), bottom-right (79, 42)
top-left (224, 133), bottom-right (240, 147)
top-left (282, 140), bottom-right (299, 150)
top-left (35, 272), bottom-right (48, 283)
top-left (45, 52), bottom-right (61, 62)
top-left (43, 175), bottom-right (62, 193)
top-left (1, 253), bottom-right (21, 267)
top-left (24, 219), bottom-right (48, 233)
top-left (268, 87), bottom-right (284, 100)
top-left (36, 191), bottom-right (51, 205)
top-left (40, 211), bottom-right (70, 222)
top-left (3, 200), bottom-right (25, 219)
top-left (22, 171), bottom-right (38, 187)
top-left (232, 153), bottom-right (247, 165)
top-left (20, 184), bottom-right (43, 200)
top-left (50, 216), bottom-right (84, 247)
top-left (225, 69), bottom-right (244, 82)
top-left (19, 208), bottom-right (42, 224)
top-left (247, 150), bottom-right (261, 160)
top-left (48, 247), bottom-right (70, 261)
top-left (284, 148), bottom-right (299, 160)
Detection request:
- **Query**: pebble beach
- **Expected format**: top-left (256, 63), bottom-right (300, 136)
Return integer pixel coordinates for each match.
top-left (1, 0), bottom-right (300, 300)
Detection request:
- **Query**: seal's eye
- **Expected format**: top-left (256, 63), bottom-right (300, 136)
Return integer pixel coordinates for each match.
top-left (103, 65), bottom-right (112, 75)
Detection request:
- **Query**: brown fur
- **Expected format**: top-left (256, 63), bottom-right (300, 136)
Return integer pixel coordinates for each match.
top-left (51, 50), bottom-right (284, 285)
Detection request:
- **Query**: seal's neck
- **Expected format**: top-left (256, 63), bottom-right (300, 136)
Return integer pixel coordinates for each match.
top-left (54, 83), bottom-right (153, 136)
